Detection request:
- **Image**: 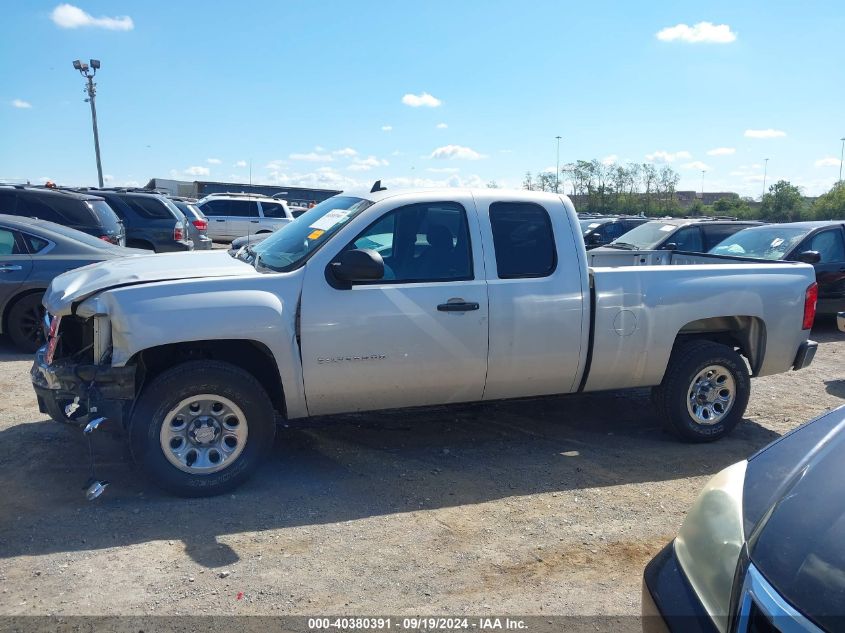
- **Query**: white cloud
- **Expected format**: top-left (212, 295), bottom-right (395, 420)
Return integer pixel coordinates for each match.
top-left (387, 174), bottom-right (488, 189)
top-left (289, 152), bottom-right (334, 162)
top-left (234, 160), bottom-right (247, 168)
top-left (645, 150), bottom-right (692, 163)
top-left (815, 157), bottom-right (841, 167)
top-left (602, 154), bottom-right (619, 165)
top-left (436, 123), bottom-right (448, 129)
top-left (428, 144), bottom-right (486, 160)
top-left (11, 99), bottom-right (32, 109)
top-left (184, 166), bottom-right (210, 177)
top-left (402, 92), bottom-right (442, 108)
top-left (265, 166), bottom-right (361, 190)
top-left (706, 147), bottom-right (736, 156)
top-left (656, 22), bottom-right (736, 44)
top-left (50, 3), bottom-right (134, 30)
top-left (744, 129), bottom-right (786, 139)
top-left (381, 125), bottom-right (393, 132)
top-left (682, 161), bottom-right (710, 171)
top-left (206, 158), bottom-right (222, 165)
top-left (427, 167), bottom-right (460, 173)
top-left (348, 156), bottom-right (389, 172)
top-left (333, 147), bottom-right (358, 157)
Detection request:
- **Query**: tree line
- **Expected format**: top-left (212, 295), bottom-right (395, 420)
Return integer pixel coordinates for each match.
top-left (512, 157), bottom-right (845, 222)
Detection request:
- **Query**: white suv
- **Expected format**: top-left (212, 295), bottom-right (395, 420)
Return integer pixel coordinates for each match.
top-left (196, 193), bottom-right (293, 241)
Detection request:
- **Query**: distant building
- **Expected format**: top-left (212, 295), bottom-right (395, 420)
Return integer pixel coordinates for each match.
top-left (145, 178), bottom-right (340, 206)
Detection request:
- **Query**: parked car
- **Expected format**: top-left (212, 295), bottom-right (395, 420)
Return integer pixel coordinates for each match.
top-left (196, 192), bottom-right (294, 241)
top-left (0, 185), bottom-right (125, 246)
top-left (31, 187), bottom-right (818, 496)
top-left (82, 189), bottom-right (193, 253)
top-left (170, 198), bottom-right (212, 250)
top-left (579, 215), bottom-right (649, 249)
top-left (643, 404), bottom-right (845, 633)
top-left (230, 232), bottom-right (270, 251)
top-left (710, 221), bottom-right (845, 315)
top-left (0, 214), bottom-right (147, 352)
top-left (599, 218), bottom-right (762, 254)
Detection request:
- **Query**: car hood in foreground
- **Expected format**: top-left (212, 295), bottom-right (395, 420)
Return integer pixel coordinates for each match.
top-left (43, 250), bottom-right (259, 315)
top-left (743, 406), bottom-right (845, 631)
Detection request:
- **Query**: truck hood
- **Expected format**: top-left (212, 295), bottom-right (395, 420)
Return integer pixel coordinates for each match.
top-left (44, 250), bottom-right (259, 315)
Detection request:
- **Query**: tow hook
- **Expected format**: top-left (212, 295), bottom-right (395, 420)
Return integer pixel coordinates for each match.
top-left (83, 416), bottom-right (109, 501)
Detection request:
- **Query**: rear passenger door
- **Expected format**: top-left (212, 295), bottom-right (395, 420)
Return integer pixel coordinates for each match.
top-left (227, 200), bottom-right (260, 238)
top-left (478, 198), bottom-right (586, 399)
top-left (258, 201), bottom-right (291, 232)
top-left (199, 199), bottom-right (229, 240)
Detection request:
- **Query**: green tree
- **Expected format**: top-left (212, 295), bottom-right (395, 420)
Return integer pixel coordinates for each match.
top-left (812, 181), bottom-right (845, 220)
top-left (759, 180), bottom-right (805, 222)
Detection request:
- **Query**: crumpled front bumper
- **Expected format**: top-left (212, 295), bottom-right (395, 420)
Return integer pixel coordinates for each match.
top-left (31, 347), bottom-right (136, 428)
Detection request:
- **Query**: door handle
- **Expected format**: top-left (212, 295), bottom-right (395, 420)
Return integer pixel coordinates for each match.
top-left (437, 301), bottom-right (479, 312)
top-left (0, 265), bottom-right (23, 273)
top-left (250, 220), bottom-right (259, 223)
top-left (215, 219), bottom-right (225, 222)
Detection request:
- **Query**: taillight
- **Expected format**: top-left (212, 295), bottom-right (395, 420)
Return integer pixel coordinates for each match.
top-left (174, 224), bottom-right (185, 242)
top-left (803, 282), bottom-right (818, 330)
top-left (100, 235), bottom-right (118, 244)
top-left (192, 219), bottom-right (208, 231)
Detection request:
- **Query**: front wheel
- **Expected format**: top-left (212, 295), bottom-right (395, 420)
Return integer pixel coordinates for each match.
top-left (652, 340), bottom-right (750, 442)
top-left (130, 360), bottom-right (276, 496)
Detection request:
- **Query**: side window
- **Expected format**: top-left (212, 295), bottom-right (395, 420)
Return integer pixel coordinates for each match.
top-left (48, 197), bottom-right (92, 225)
top-left (807, 229), bottom-right (845, 263)
top-left (16, 197), bottom-right (61, 223)
top-left (23, 234), bottom-right (50, 253)
top-left (489, 202), bottom-right (556, 278)
top-left (702, 225), bottom-right (745, 251)
top-left (199, 199), bottom-right (227, 217)
top-left (603, 222), bottom-right (625, 240)
top-left (0, 228), bottom-right (21, 255)
top-left (229, 200), bottom-right (259, 217)
top-left (124, 197), bottom-right (174, 220)
top-left (347, 201), bottom-right (472, 282)
top-left (668, 226), bottom-right (703, 252)
top-left (260, 202), bottom-right (288, 218)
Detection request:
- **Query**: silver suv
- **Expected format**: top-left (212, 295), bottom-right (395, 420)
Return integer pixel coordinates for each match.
top-left (196, 192), bottom-right (293, 241)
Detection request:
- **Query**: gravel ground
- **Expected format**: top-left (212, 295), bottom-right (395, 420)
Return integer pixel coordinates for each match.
top-left (0, 322), bottom-right (842, 617)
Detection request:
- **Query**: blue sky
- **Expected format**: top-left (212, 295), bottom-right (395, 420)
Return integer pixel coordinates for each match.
top-left (1, 1), bottom-right (844, 197)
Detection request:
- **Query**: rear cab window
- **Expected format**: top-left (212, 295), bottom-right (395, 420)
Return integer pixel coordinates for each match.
top-left (489, 202), bottom-right (556, 278)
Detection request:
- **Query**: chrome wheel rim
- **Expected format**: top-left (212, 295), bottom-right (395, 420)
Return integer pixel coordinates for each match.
top-left (686, 365), bottom-right (736, 425)
top-left (160, 394), bottom-right (248, 474)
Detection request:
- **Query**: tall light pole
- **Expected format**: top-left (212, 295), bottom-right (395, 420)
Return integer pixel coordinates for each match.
top-left (73, 59), bottom-right (104, 188)
top-left (555, 136), bottom-right (562, 193)
top-left (700, 170), bottom-right (706, 196)
top-left (762, 158), bottom-right (769, 198)
top-left (839, 137), bottom-right (844, 183)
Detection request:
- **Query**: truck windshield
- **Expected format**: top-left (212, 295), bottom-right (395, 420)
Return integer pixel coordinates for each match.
top-left (248, 196), bottom-right (373, 272)
top-left (607, 221), bottom-right (678, 249)
top-left (709, 226), bottom-right (808, 260)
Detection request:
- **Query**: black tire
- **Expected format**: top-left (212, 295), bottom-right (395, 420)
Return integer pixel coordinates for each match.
top-left (652, 340), bottom-right (750, 442)
top-left (129, 360), bottom-right (276, 497)
top-left (7, 293), bottom-right (45, 353)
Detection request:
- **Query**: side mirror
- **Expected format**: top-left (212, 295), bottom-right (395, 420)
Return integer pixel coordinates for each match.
top-left (331, 248), bottom-right (384, 283)
top-left (662, 242), bottom-right (678, 251)
top-left (586, 233), bottom-right (602, 245)
top-left (795, 250), bottom-right (821, 264)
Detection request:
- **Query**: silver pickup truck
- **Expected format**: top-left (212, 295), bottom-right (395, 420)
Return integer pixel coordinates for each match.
top-left (31, 187), bottom-right (819, 496)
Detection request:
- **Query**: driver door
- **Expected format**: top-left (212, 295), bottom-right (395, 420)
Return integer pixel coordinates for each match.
top-left (299, 196), bottom-right (489, 415)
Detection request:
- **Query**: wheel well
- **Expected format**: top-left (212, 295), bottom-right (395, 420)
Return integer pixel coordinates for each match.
top-left (130, 340), bottom-right (286, 415)
top-left (2, 288), bottom-right (45, 333)
top-left (675, 316), bottom-right (765, 374)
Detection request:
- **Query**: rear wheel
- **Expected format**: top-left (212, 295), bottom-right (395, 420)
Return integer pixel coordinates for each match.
top-left (652, 340), bottom-right (750, 442)
top-left (7, 293), bottom-right (45, 353)
top-left (129, 360), bottom-right (275, 496)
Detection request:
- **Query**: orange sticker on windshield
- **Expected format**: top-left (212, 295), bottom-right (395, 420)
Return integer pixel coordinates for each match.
top-left (308, 229), bottom-right (325, 240)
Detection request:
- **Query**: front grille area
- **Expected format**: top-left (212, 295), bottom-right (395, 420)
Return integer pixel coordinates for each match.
top-left (56, 315), bottom-right (94, 361)
top-left (736, 565), bottom-right (822, 633)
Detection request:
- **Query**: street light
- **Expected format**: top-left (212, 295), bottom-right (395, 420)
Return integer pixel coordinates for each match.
top-left (762, 158), bottom-right (770, 198)
top-left (839, 137), bottom-right (844, 183)
top-left (701, 170), bottom-right (706, 196)
top-left (555, 136), bottom-right (562, 193)
top-left (72, 58), bottom-right (104, 187)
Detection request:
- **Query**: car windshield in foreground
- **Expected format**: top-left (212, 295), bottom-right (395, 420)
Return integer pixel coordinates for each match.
top-left (248, 196), bottom-right (373, 272)
top-left (607, 221), bottom-right (678, 249)
top-left (709, 226), bottom-right (809, 260)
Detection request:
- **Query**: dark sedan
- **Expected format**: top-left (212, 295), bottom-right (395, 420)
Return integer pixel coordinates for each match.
top-left (0, 214), bottom-right (148, 352)
top-left (643, 404), bottom-right (845, 633)
top-left (710, 221), bottom-right (845, 315)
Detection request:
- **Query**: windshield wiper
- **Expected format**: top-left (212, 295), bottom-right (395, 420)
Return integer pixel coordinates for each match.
top-left (606, 242), bottom-right (639, 250)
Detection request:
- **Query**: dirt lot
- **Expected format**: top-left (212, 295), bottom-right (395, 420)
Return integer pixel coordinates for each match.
top-left (0, 323), bottom-right (842, 617)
